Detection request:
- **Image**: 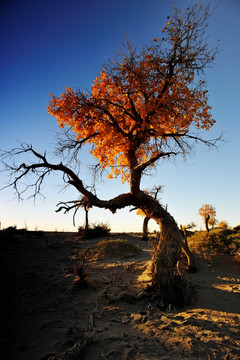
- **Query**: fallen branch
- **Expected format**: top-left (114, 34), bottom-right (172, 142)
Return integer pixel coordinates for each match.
top-left (48, 331), bottom-right (95, 360)
top-left (107, 290), bottom-right (148, 303)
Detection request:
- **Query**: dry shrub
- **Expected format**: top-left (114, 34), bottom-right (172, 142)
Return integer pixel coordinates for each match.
top-left (0, 226), bottom-right (44, 240)
top-left (188, 228), bottom-right (240, 260)
top-left (233, 252), bottom-right (240, 266)
top-left (80, 238), bottom-right (142, 261)
top-left (72, 262), bottom-right (89, 289)
top-left (78, 222), bottom-right (111, 239)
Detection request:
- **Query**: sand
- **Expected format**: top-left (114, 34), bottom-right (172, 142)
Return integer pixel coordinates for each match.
top-left (0, 232), bottom-right (239, 360)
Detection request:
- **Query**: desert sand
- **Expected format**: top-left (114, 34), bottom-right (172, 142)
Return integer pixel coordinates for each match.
top-left (0, 232), bottom-right (239, 360)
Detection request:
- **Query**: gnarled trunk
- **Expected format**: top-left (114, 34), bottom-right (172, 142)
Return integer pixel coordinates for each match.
top-left (181, 238), bottom-right (197, 273)
top-left (140, 193), bottom-right (185, 307)
top-left (205, 214), bottom-right (210, 232)
top-left (151, 216), bottom-right (183, 306)
top-left (142, 216), bottom-right (150, 240)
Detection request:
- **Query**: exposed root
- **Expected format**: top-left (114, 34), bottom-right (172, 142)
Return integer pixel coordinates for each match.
top-left (48, 331), bottom-right (95, 360)
top-left (106, 290), bottom-right (148, 303)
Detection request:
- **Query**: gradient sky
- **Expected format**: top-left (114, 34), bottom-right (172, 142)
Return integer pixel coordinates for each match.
top-left (1, 0), bottom-right (240, 232)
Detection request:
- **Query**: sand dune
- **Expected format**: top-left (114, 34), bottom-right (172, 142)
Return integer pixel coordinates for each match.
top-left (0, 233), bottom-right (239, 360)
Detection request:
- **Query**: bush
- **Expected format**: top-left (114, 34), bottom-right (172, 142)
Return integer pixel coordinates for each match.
top-left (0, 226), bottom-right (44, 240)
top-left (218, 220), bottom-right (229, 229)
top-left (78, 222), bottom-right (111, 239)
top-left (188, 228), bottom-right (240, 257)
top-left (234, 251), bottom-right (240, 265)
top-left (80, 238), bottom-right (142, 260)
top-left (2, 225), bottom-right (18, 234)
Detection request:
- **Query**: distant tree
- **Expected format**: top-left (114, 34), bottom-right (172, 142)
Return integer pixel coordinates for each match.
top-left (56, 195), bottom-right (91, 231)
top-left (136, 186), bottom-right (163, 240)
top-left (218, 220), bottom-right (228, 229)
top-left (180, 223), bottom-right (197, 272)
top-left (233, 225), bottom-right (240, 232)
top-left (1, 2), bottom-right (219, 306)
top-left (199, 204), bottom-right (216, 232)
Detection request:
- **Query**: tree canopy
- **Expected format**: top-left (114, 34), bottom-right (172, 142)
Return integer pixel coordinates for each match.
top-left (48, 2), bottom-right (217, 190)
top-left (199, 203), bottom-right (217, 231)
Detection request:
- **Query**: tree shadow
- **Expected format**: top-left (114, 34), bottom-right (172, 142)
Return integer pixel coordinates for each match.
top-left (186, 254), bottom-right (240, 314)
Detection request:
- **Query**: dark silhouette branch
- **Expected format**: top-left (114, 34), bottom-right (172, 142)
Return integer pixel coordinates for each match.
top-left (56, 195), bottom-right (92, 227)
top-left (1, 144), bottom-right (137, 213)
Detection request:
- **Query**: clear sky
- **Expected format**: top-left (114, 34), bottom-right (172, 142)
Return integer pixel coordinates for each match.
top-left (1, 0), bottom-right (240, 232)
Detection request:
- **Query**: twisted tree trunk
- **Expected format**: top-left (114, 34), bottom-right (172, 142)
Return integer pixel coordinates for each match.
top-left (205, 214), bottom-right (210, 232)
top-left (151, 216), bottom-right (183, 306)
top-left (139, 193), bottom-right (185, 307)
top-left (181, 236), bottom-right (197, 273)
top-left (142, 216), bottom-right (150, 240)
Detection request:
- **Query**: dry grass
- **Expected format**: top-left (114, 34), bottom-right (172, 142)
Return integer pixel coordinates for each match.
top-left (79, 238), bottom-right (142, 261)
top-left (188, 228), bottom-right (240, 262)
top-left (233, 251), bottom-right (240, 265)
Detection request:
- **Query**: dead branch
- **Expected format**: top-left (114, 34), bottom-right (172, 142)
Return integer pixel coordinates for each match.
top-left (0, 143), bottom-right (137, 213)
top-left (48, 331), bottom-right (95, 360)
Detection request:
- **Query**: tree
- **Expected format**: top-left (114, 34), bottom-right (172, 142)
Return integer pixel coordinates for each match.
top-left (136, 208), bottom-right (151, 240)
top-left (1, 2), bottom-right (219, 306)
top-left (136, 186), bottom-right (163, 240)
top-left (218, 220), bottom-right (228, 229)
top-left (180, 223), bottom-right (197, 272)
top-left (199, 204), bottom-right (216, 232)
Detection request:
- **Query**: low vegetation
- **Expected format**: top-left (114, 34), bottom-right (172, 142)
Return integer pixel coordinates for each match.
top-left (79, 238), bottom-right (142, 261)
top-left (0, 225), bottom-right (44, 239)
top-left (78, 222), bottom-right (111, 239)
top-left (188, 227), bottom-right (240, 264)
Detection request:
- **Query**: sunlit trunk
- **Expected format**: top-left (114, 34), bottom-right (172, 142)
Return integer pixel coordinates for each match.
top-left (181, 238), bottom-right (197, 273)
top-left (151, 216), bottom-right (183, 306)
top-left (140, 193), bottom-right (186, 307)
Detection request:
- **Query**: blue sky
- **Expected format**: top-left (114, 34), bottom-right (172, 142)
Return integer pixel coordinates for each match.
top-left (1, 0), bottom-right (239, 232)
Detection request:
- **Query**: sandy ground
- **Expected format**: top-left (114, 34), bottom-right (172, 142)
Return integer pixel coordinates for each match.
top-left (0, 232), bottom-right (239, 360)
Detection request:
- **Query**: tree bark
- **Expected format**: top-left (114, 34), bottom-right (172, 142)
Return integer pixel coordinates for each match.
top-left (151, 217), bottom-right (183, 306)
top-left (84, 206), bottom-right (89, 232)
top-left (139, 193), bottom-right (185, 307)
top-left (181, 237), bottom-right (197, 273)
top-left (142, 216), bottom-right (150, 240)
top-left (205, 214), bottom-right (210, 232)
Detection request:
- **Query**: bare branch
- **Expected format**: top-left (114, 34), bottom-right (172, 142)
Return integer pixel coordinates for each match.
top-left (135, 151), bottom-right (178, 175)
top-left (55, 197), bottom-right (91, 226)
top-left (0, 143), bottom-right (137, 213)
top-left (54, 127), bottom-right (98, 163)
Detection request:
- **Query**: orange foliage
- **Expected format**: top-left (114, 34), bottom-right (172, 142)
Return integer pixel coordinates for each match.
top-left (48, 11), bottom-right (215, 184)
top-left (199, 204), bottom-right (216, 224)
top-left (218, 220), bottom-right (228, 229)
top-left (136, 208), bottom-right (146, 217)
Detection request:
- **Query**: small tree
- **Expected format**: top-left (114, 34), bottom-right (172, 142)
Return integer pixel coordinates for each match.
top-left (136, 186), bottom-right (163, 240)
top-left (180, 223), bottom-right (197, 272)
top-left (56, 195), bottom-right (91, 231)
top-left (1, 2), bottom-right (219, 306)
top-left (199, 204), bottom-right (216, 232)
top-left (218, 220), bottom-right (228, 229)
